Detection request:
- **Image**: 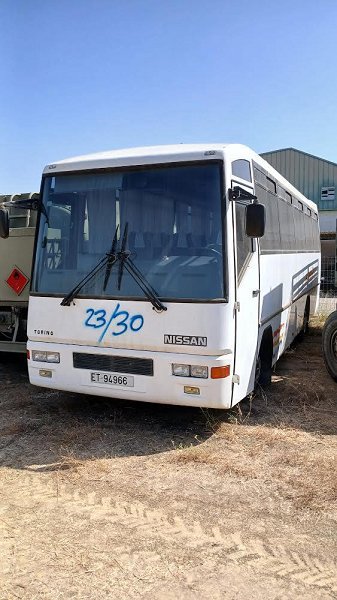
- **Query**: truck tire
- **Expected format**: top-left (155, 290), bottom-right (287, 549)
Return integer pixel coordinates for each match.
top-left (322, 310), bottom-right (337, 381)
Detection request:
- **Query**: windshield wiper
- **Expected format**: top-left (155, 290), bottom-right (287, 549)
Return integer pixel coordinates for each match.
top-left (61, 222), bottom-right (167, 312)
top-left (123, 258), bottom-right (167, 312)
top-left (117, 222), bottom-right (129, 291)
top-left (117, 223), bottom-right (167, 312)
top-left (103, 224), bottom-right (119, 291)
top-left (61, 225), bottom-right (119, 306)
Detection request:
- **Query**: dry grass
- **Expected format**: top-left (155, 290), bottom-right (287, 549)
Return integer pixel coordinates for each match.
top-left (309, 312), bottom-right (329, 332)
top-left (1, 325), bottom-right (337, 599)
top-left (169, 420), bottom-right (337, 510)
top-left (0, 423), bottom-right (28, 436)
top-left (168, 325), bottom-right (337, 511)
top-left (276, 453), bottom-right (337, 506)
top-left (172, 443), bottom-right (217, 464)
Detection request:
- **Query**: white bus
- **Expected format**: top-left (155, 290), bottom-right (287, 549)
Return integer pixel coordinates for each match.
top-left (1, 144), bottom-right (320, 408)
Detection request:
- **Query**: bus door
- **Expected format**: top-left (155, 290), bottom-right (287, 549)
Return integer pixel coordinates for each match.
top-left (231, 179), bottom-right (260, 405)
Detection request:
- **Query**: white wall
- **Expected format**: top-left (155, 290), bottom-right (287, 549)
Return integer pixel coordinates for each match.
top-left (319, 211), bottom-right (337, 233)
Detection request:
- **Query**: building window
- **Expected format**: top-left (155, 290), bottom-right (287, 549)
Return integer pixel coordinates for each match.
top-left (321, 186), bottom-right (335, 201)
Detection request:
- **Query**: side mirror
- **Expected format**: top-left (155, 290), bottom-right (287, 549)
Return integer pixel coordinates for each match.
top-left (245, 202), bottom-right (265, 238)
top-left (0, 208), bottom-right (9, 239)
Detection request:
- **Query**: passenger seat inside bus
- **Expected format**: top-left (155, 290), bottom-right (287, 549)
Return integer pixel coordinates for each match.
top-left (119, 189), bottom-right (175, 260)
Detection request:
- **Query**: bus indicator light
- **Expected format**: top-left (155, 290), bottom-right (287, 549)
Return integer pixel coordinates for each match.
top-left (39, 369), bottom-right (52, 378)
top-left (211, 366), bottom-right (230, 379)
top-left (184, 386), bottom-right (200, 395)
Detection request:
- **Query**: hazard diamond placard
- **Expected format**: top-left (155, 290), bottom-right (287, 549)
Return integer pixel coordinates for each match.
top-left (6, 267), bottom-right (29, 295)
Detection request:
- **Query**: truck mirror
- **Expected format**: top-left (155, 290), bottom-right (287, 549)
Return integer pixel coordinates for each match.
top-left (245, 202), bottom-right (265, 238)
top-left (0, 208), bottom-right (9, 239)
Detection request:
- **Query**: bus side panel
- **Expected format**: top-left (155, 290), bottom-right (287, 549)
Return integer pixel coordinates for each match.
top-left (259, 252), bottom-right (320, 363)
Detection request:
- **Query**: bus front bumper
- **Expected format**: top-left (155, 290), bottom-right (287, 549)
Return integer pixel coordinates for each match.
top-left (27, 342), bottom-right (234, 409)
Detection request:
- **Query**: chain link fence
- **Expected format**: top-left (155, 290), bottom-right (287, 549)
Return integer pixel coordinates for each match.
top-left (319, 256), bottom-right (337, 314)
top-left (321, 256), bottom-right (336, 293)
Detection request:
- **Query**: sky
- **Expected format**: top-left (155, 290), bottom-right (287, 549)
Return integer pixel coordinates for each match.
top-left (1, 0), bottom-right (337, 192)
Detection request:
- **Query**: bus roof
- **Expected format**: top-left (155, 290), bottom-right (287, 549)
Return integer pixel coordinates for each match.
top-left (43, 143), bottom-right (235, 174)
top-left (42, 143), bottom-right (317, 213)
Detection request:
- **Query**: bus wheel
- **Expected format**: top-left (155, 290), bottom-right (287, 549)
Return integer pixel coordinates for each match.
top-left (255, 329), bottom-right (273, 388)
top-left (322, 311), bottom-right (337, 381)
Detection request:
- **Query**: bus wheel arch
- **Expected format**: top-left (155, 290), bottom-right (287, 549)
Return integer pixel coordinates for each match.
top-left (297, 296), bottom-right (310, 340)
top-left (255, 326), bottom-right (273, 387)
top-left (302, 296), bottom-right (310, 335)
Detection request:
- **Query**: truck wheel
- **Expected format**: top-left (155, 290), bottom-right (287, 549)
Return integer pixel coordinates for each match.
top-left (322, 311), bottom-right (337, 381)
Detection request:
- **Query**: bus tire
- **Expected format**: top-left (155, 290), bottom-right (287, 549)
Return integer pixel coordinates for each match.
top-left (255, 328), bottom-right (273, 388)
top-left (322, 310), bottom-right (337, 381)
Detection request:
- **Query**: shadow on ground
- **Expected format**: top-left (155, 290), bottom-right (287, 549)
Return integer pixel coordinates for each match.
top-left (0, 327), bottom-right (336, 472)
top-left (0, 351), bottom-right (216, 470)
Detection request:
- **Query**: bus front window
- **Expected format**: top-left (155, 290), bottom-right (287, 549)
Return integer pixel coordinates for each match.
top-left (32, 162), bottom-right (224, 301)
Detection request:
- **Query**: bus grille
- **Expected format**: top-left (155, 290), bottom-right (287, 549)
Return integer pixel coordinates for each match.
top-left (73, 353), bottom-right (154, 376)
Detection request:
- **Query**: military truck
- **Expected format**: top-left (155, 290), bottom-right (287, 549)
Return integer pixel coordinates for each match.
top-left (0, 193), bottom-right (38, 352)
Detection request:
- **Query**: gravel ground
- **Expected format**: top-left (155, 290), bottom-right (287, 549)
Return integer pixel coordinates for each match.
top-left (0, 322), bottom-right (337, 599)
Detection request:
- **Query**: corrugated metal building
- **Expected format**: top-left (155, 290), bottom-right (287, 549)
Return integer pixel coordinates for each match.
top-left (261, 147), bottom-right (337, 230)
top-left (261, 147), bottom-right (337, 288)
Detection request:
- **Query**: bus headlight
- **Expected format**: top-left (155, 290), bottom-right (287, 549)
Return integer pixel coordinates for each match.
top-left (172, 364), bottom-right (208, 378)
top-left (46, 352), bottom-right (61, 363)
top-left (172, 364), bottom-right (190, 377)
top-left (190, 365), bottom-right (208, 378)
top-left (32, 350), bottom-right (60, 363)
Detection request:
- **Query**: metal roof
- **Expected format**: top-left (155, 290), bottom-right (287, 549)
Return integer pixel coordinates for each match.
top-left (261, 147), bottom-right (337, 212)
top-left (261, 147), bottom-right (337, 170)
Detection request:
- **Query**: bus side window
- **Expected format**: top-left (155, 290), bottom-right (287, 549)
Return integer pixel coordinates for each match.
top-left (293, 204), bottom-right (305, 251)
top-left (278, 197), bottom-right (295, 248)
top-left (256, 182), bottom-right (281, 252)
top-left (232, 160), bottom-right (252, 182)
top-left (235, 203), bottom-right (253, 280)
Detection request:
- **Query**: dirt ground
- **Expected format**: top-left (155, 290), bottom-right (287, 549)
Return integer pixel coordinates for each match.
top-left (1, 320), bottom-right (337, 600)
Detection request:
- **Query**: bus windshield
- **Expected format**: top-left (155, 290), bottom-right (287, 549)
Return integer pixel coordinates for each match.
top-left (32, 162), bottom-right (224, 301)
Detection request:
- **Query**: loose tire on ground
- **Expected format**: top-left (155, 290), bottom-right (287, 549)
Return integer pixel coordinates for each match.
top-left (322, 310), bottom-right (337, 381)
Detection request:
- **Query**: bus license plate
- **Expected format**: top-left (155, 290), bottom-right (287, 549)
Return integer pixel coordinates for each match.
top-left (90, 372), bottom-right (134, 387)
